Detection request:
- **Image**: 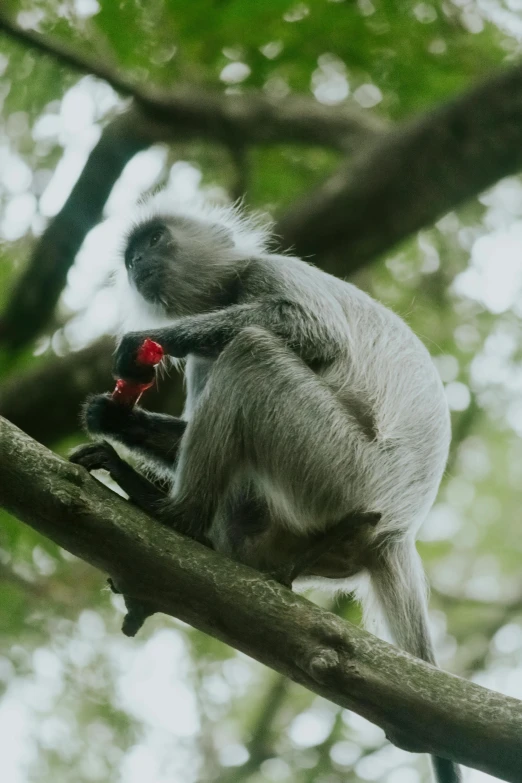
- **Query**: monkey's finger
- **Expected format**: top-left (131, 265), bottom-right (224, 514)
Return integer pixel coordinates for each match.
top-left (114, 333), bottom-right (156, 384)
top-left (69, 441), bottom-right (118, 472)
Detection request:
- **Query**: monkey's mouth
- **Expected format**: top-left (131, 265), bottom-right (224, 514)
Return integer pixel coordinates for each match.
top-left (133, 271), bottom-right (169, 309)
top-left (131, 269), bottom-right (166, 307)
top-left (134, 268), bottom-right (155, 287)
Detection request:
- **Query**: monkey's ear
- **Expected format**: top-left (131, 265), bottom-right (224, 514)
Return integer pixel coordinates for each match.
top-left (210, 223), bottom-right (235, 248)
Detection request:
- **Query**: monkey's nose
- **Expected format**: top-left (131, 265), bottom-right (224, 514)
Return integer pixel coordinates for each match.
top-left (129, 252), bottom-right (142, 269)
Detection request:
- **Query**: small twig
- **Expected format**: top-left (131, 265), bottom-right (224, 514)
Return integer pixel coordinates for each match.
top-left (276, 63), bottom-right (522, 267)
top-left (229, 143), bottom-right (250, 203)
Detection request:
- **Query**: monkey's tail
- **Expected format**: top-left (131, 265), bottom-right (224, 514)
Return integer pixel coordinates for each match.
top-left (356, 536), bottom-right (462, 783)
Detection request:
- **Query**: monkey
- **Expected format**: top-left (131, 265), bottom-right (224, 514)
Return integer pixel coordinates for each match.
top-left (70, 191), bottom-right (460, 783)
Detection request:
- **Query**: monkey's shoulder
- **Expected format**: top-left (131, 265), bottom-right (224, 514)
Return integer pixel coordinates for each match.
top-left (238, 253), bottom-right (347, 303)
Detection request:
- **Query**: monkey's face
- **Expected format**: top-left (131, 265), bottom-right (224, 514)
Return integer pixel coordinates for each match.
top-left (123, 215), bottom-right (236, 317)
top-left (124, 218), bottom-right (172, 307)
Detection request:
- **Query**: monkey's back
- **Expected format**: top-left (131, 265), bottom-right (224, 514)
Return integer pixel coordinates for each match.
top-left (347, 286), bottom-right (448, 534)
top-left (261, 256), bottom-right (451, 536)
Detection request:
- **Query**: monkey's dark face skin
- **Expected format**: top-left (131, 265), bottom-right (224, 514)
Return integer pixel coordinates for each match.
top-left (123, 215), bottom-right (241, 317)
top-left (124, 218), bottom-right (170, 304)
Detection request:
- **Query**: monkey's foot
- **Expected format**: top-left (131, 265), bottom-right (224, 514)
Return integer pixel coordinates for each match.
top-left (70, 440), bottom-right (120, 473)
top-left (288, 511), bottom-right (381, 583)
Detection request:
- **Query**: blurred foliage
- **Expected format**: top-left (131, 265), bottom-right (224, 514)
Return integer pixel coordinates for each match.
top-left (1, 1), bottom-right (522, 782)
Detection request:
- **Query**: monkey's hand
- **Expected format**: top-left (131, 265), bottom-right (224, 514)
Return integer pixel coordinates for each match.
top-left (69, 440), bottom-right (121, 473)
top-left (114, 332), bottom-right (157, 383)
top-left (83, 393), bottom-right (136, 438)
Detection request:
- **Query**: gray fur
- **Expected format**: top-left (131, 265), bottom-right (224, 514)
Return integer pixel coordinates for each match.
top-left (107, 193), bottom-right (458, 783)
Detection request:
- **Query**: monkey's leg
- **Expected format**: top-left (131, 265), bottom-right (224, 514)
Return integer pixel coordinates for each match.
top-left (166, 327), bottom-right (378, 545)
top-left (84, 393), bottom-right (186, 469)
top-left (70, 440), bottom-right (168, 636)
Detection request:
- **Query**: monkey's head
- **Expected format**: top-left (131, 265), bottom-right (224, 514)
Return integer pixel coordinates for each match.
top-left (115, 193), bottom-right (270, 327)
top-left (123, 214), bottom-right (240, 315)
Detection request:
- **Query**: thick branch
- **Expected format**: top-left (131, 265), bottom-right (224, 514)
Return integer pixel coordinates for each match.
top-left (0, 415), bottom-right (521, 781)
top-left (276, 63), bottom-right (522, 269)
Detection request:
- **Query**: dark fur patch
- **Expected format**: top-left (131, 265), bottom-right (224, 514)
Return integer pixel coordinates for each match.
top-left (125, 218), bottom-right (167, 268)
top-left (224, 488), bottom-right (271, 552)
top-left (343, 393), bottom-right (378, 440)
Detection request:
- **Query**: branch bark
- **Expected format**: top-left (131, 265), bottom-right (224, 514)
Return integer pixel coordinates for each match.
top-left (277, 63), bottom-right (522, 268)
top-left (0, 414), bottom-right (521, 781)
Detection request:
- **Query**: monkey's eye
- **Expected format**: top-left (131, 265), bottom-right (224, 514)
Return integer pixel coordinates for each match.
top-left (149, 228), bottom-right (164, 247)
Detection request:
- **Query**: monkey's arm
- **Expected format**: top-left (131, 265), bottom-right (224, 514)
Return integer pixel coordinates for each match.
top-left (115, 300), bottom-right (339, 378)
top-left (83, 394), bottom-right (186, 468)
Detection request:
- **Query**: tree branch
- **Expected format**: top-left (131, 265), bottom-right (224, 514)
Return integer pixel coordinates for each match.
top-left (0, 414), bottom-right (521, 781)
top-left (0, 12), bottom-right (380, 152)
top-left (215, 674), bottom-right (290, 783)
top-left (276, 63), bottom-right (522, 270)
top-left (0, 12), bottom-right (138, 96)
